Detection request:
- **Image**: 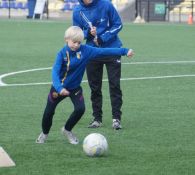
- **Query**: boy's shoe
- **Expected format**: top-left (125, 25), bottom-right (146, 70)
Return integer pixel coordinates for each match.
top-left (36, 132), bottom-right (48, 143)
top-left (112, 119), bottom-right (122, 130)
top-left (88, 120), bottom-right (102, 128)
top-left (61, 127), bottom-right (79, 145)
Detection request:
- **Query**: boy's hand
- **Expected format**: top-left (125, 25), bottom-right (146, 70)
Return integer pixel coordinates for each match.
top-left (127, 49), bottom-right (134, 58)
top-left (60, 88), bottom-right (70, 96)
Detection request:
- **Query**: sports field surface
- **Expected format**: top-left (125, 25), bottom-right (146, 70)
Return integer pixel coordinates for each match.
top-left (0, 20), bottom-right (195, 175)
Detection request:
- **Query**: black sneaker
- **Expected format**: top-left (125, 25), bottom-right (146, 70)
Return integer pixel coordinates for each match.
top-left (88, 120), bottom-right (102, 128)
top-left (112, 119), bottom-right (122, 130)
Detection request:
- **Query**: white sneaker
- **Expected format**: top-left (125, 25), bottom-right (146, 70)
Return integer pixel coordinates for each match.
top-left (36, 132), bottom-right (48, 143)
top-left (112, 119), bottom-right (122, 130)
top-left (88, 120), bottom-right (102, 128)
top-left (61, 127), bottom-right (79, 145)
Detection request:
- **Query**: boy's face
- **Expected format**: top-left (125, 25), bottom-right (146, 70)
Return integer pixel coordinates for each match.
top-left (66, 39), bottom-right (81, 51)
top-left (83, 0), bottom-right (92, 5)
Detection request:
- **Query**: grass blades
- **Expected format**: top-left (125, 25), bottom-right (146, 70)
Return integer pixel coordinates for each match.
top-left (0, 20), bottom-right (195, 175)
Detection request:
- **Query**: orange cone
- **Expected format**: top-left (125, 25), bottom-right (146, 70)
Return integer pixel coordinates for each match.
top-left (188, 14), bottom-right (193, 25)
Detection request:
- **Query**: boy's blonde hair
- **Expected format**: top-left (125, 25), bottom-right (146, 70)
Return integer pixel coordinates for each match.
top-left (64, 26), bottom-right (84, 42)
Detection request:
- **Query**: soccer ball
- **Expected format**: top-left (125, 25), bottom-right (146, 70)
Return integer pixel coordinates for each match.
top-left (83, 133), bottom-right (108, 157)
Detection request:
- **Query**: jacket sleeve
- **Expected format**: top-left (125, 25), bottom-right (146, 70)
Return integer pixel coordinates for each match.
top-left (52, 52), bottom-right (64, 93)
top-left (99, 3), bottom-right (123, 43)
top-left (72, 11), bottom-right (92, 40)
top-left (83, 45), bottom-right (128, 61)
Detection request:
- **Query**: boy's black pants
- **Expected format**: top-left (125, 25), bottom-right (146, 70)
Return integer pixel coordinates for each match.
top-left (86, 56), bottom-right (122, 122)
top-left (42, 86), bottom-right (85, 134)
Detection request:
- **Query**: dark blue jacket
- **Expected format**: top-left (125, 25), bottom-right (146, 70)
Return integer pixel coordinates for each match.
top-left (72, 0), bottom-right (123, 48)
top-left (52, 45), bottom-right (128, 93)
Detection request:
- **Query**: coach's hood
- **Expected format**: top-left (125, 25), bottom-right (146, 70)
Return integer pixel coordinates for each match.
top-left (78, 0), bottom-right (98, 7)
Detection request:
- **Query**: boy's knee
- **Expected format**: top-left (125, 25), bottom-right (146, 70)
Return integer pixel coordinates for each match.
top-left (75, 106), bottom-right (85, 115)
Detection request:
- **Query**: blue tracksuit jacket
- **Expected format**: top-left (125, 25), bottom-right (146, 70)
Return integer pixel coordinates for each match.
top-left (52, 45), bottom-right (128, 93)
top-left (72, 0), bottom-right (123, 48)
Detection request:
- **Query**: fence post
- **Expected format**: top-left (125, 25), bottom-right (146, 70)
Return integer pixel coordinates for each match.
top-left (8, 0), bottom-right (11, 18)
top-left (192, 0), bottom-right (194, 20)
top-left (167, 0), bottom-right (170, 22)
top-left (147, 0), bottom-right (149, 22)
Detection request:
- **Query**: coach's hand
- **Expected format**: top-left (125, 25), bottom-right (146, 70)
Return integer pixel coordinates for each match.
top-left (90, 27), bottom-right (97, 37)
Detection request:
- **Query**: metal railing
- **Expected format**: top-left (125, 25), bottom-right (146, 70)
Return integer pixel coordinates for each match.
top-left (0, 0), bottom-right (194, 22)
top-left (135, 0), bottom-right (194, 22)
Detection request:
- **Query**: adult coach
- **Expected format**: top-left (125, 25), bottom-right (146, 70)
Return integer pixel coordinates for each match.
top-left (73, 0), bottom-right (124, 130)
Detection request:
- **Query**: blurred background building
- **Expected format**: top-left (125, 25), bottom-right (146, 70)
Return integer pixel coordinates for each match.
top-left (0, 0), bottom-right (194, 23)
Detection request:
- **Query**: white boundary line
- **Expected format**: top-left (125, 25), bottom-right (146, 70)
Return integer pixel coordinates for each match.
top-left (122, 60), bottom-right (195, 65)
top-left (0, 61), bottom-right (195, 87)
top-left (0, 67), bottom-right (51, 86)
top-left (1, 74), bottom-right (195, 87)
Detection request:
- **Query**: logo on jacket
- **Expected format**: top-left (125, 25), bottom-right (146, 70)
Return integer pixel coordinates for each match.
top-left (76, 51), bottom-right (81, 59)
top-left (100, 18), bottom-right (105, 22)
top-left (116, 59), bottom-right (121, 63)
top-left (97, 18), bottom-right (106, 24)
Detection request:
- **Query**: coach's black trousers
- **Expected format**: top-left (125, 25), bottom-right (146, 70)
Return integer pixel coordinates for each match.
top-left (42, 86), bottom-right (85, 134)
top-left (86, 56), bottom-right (122, 122)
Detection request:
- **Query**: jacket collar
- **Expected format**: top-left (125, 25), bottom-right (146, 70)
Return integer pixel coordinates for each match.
top-left (64, 45), bottom-right (81, 55)
top-left (78, 0), bottom-right (98, 8)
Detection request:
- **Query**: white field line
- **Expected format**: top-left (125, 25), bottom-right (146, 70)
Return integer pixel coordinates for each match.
top-left (122, 60), bottom-right (195, 65)
top-left (0, 61), bottom-right (195, 87)
top-left (1, 74), bottom-right (195, 87)
top-left (0, 67), bottom-right (51, 86)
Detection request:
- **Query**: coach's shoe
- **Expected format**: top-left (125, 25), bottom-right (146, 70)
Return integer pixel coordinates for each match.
top-left (88, 120), bottom-right (102, 128)
top-left (61, 127), bottom-right (79, 145)
top-left (36, 132), bottom-right (48, 144)
top-left (112, 119), bottom-right (122, 130)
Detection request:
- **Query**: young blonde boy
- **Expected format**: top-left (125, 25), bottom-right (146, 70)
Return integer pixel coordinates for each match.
top-left (36, 26), bottom-right (133, 145)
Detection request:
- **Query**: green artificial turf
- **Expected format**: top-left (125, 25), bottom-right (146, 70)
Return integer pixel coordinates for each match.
top-left (0, 20), bottom-right (195, 175)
